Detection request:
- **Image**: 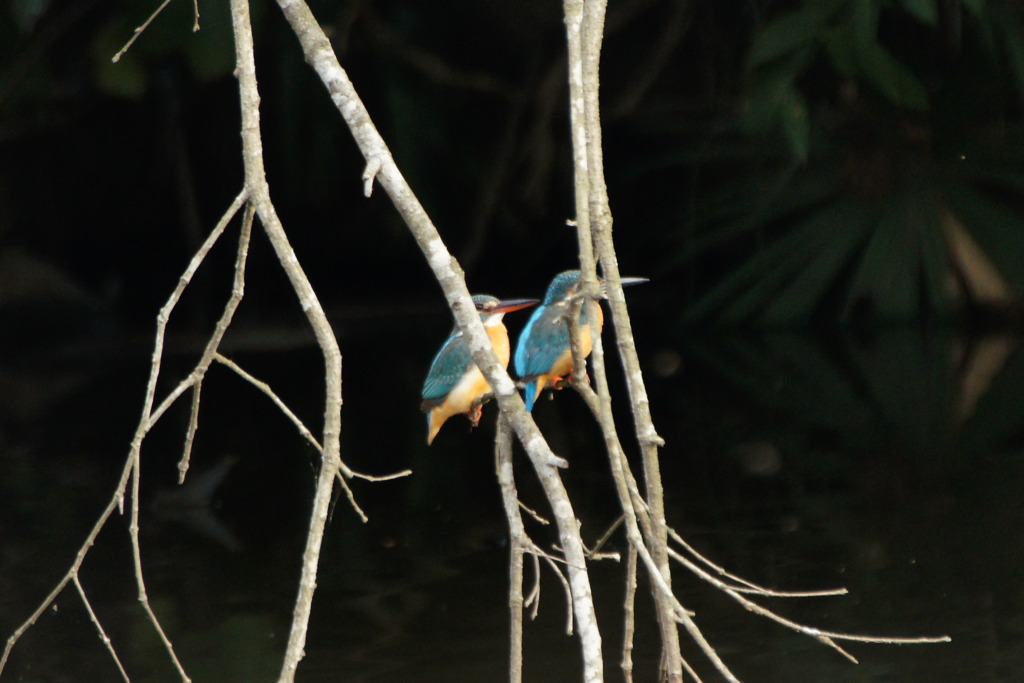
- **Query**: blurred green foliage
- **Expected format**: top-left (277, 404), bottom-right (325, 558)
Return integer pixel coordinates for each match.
top-left (681, 0), bottom-right (1024, 326)
top-left (2, 0), bottom-right (1024, 330)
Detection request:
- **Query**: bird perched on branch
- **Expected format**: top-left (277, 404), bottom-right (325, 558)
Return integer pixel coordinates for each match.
top-left (514, 270), bottom-right (646, 411)
top-left (421, 294), bottom-right (538, 444)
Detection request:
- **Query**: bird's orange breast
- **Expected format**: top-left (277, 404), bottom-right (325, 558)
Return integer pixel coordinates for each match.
top-left (425, 322), bottom-right (511, 443)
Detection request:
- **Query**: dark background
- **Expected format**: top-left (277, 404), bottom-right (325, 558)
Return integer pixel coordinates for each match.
top-left (5, 1), bottom-right (1024, 681)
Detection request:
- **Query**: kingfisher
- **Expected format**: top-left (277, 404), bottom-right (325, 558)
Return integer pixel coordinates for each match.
top-left (421, 294), bottom-right (538, 444)
top-left (514, 270), bottom-right (646, 411)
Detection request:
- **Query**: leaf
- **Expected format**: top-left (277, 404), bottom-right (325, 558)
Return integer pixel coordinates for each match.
top-left (675, 169), bottom-right (842, 262)
top-left (945, 185), bottom-right (1024, 291)
top-left (779, 88), bottom-right (810, 162)
top-left (747, 0), bottom-right (846, 68)
top-left (846, 329), bottom-right (958, 452)
top-left (942, 205), bottom-right (1012, 305)
top-left (743, 49), bottom-right (814, 134)
top-left (748, 10), bottom-right (825, 68)
top-left (961, 0), bottom-right (987, 16)
top-left (849, 0), bottom-right (880, 49)
top-left (842, 194), bottom-right (937, 321)
top-left (760, 202), bottom-right (873, 325)
top-left (899, 0), bottom-right (939, 25)
top-left (687, 200), bottom-right (871, 324)
top-left (920, 204), bottom-right (956, 318)
top-left (823, 28), bottom-right (858, 76)
top-left (854, 41), bottom-right (930, 109)
top-left (990, 4), bottom-right (1024, 96)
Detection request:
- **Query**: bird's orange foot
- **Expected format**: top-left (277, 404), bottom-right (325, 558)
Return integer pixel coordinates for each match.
top-left (467, 402), bottom-right (484, 427)
top-left (552, 372), bottom-right (589, 393)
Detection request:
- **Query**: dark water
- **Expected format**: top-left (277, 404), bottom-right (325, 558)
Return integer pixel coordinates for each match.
top-left (3, 326), bottom-right (1024, 681)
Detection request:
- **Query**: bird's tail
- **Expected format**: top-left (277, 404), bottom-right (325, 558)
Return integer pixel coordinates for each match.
top-left (426, 411), bottom-right (442, 444)
top-left (523, 381), bottom-right (538, 412)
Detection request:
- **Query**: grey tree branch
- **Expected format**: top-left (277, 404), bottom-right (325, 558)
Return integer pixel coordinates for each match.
top-left (272, 1), bottom-right (605, 679)
top-left (73, 575), bottom-right (130, 682)
top-left (621, 544), bottom-right (637, 683)
top-left (228, 2), bottom-right (346, 680)
top-left (563, 0), bottom-right (685, 679)
top-left (0, 188), bottom-right (246, 681)
top-left (495, 417), bottom-right (526, 683)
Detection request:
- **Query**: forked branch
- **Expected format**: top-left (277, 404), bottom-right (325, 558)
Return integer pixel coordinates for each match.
top-left (273, 0), bottom-right (605, 678)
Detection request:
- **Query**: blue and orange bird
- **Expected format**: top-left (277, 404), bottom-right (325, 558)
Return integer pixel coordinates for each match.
top-left (421, 294), bottom-right (538, 444)
top-left (514, 270), bottom-right (646, 411)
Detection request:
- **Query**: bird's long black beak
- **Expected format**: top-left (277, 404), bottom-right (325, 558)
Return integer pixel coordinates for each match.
top-left (598, 276), bottom-right (648, 298)
top-left (490, 298), bottom-right (539, 314)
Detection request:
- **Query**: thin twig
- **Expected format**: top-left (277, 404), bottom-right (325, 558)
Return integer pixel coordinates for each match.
top-left (0, 464), bottom-right (131, 674)
top-left (668, 527), bottom-right (847, 598)
top-left (213, 353), bottom-right (410, 483)
top-left (0, 190), bottom-right (246, 677)
top-left (179, 380), bottom-right (203, 483)
top-left (570, 344), bottom-right (736, 680)
top-left (680, 656), bottom-right (705, 683)
top-left (132, 186), bottom-right (257, 683)
top-left (718, 581), bottom-right (951, 656)
top-left (587, 515), bottom-right (624, 557)
top-left (539, 553), bottom-right (575, 636)
top-left (73, 575), bottom-right (130, 683)
top-left (524, 553), bottom-right (542, 620)
top-left (495, 417), bottom-right (525, 683)
top-left (15, 190), bottom-right (244, 676)
top-left (621, 544), bottom-right (637, 683)
top-left (215, 353), bottom-right (322, 449)
top-left (112, 0), bottom-right (175, 63)
top-left (517, 499), bottom-right (550, 525)
top-left (130, 442), bottom-right (190, 681)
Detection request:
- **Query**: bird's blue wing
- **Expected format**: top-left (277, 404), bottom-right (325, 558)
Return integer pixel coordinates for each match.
top-left (421, 332), bottom-right (472, 407)
top-left (514, 304), bottom-right (570, 381)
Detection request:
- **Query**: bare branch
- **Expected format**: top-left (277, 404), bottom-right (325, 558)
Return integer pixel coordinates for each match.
top-left (112, 0), bottom-right (175, 63)
top-left (563, 0), bottom-right (685, 678)
top-left (73, 576), bottom-right (130, 683)
top-left (621, 544), bottom-right (637, 683)
top-left (667, 527), bottom-right (847, 598)
top-left (720, 580), bottom-right (951, 651)
top-left (272, 1), bottom-right (604, 678)
top-left (524, 553), bottom-right (542, 621)
top-left (496, 417), bottom-right (525, 683)
top-left (361, 156), bottom-right (381, 198)
top-left (0, 186), bottom-right (249, 677)
top-left (130, 410), bottom-right (189, 681)
top-left (229, 1), bottom-right (347, 679)
top-left (213, 351), bottom-right (410, 498)
top-left (179, 381), bottom-right (203, 483)
top-left (517, 500), bottom-right (550, 526)
top-left (214, 353), bottom-right (322, 451)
